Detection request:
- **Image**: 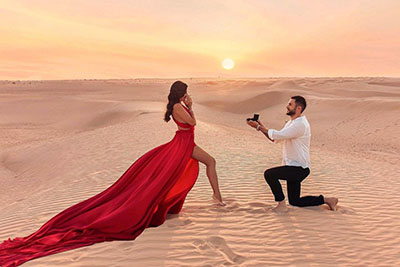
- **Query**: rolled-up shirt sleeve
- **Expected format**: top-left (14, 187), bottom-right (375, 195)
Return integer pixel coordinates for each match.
top-left (268, 121), bottom-right (305, 141)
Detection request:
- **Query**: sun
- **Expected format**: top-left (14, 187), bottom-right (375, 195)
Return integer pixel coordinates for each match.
top-left (222, 58), bottom-right (235, 70)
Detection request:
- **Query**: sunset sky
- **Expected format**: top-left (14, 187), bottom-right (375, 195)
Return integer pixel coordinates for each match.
top-left (1, 0), bottom-right (399, 79)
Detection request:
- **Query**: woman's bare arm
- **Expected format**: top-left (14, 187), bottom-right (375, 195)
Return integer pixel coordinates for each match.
top-left (173, 103), bottom-right (196, 126)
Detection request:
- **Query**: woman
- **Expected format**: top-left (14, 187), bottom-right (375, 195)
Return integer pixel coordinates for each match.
top-left (0, 81), bottom-right (224, 267)
top-left (167, 81), bottom-right (224, 205)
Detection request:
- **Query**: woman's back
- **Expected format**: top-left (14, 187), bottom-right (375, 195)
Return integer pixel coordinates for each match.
top-left (172, 104), bottom-right (194, 130)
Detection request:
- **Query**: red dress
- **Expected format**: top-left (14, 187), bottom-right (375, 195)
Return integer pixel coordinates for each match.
top-left (0, 105), bottom-right (199, 267)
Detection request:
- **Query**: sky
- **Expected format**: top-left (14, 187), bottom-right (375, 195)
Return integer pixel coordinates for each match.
top-left (0, 0), bottom-right (399, 79)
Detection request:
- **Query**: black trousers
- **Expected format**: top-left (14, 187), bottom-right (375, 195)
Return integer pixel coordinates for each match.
top-left (264, 166), bottom-right (324, 207)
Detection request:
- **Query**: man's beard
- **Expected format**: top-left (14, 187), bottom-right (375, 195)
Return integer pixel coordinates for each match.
top-left (286, 109), bottom-right (295, 116)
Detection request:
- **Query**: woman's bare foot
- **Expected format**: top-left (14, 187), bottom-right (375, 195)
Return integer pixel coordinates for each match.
top-left (324, 197), bottom-right (339, 211)
top-left (272, 200), bottom-right (288, 213)
top-left (212, 193), bottom-right (226, 206)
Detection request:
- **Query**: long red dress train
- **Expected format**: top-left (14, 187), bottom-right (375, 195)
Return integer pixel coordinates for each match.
top-left (0, 111), bottom-right (199, 267)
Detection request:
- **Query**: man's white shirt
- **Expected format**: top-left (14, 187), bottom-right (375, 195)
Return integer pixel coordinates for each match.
top-left (267, 116), bottom-right (311, 169)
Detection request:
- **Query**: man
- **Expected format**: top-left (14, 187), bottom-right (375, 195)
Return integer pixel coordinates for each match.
top-left (247, 96), bottom-right (338, 212)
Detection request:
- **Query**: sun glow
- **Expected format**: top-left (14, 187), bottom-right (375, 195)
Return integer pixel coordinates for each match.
top-left (222, 58), bottom-right (234, 70)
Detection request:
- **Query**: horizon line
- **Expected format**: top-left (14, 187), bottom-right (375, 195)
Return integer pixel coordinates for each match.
top-left (1, 76), bottom-right (399, 82)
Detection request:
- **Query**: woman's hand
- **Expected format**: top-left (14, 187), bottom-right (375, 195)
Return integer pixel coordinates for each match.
top-left (184, 94), bottom-right (193, 109)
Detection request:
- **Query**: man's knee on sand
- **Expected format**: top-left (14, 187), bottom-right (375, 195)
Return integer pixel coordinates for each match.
top-left (288, 197), bottom-right (303, 207)
top-left (264, 169), bottom-right (275, 184)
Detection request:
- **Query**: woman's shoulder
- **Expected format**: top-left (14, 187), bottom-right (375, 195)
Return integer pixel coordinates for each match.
top-left (173, 102), bottom-right (184, 110)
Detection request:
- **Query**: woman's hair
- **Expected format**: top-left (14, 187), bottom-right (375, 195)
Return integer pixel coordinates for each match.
top-left (164, 81), bottom-right (188, 122)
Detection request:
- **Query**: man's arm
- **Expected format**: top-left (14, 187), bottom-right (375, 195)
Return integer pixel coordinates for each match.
top-left (258, 124), bottom-right (274, 142)
top-left (267, 121), bottom-right (305, 141)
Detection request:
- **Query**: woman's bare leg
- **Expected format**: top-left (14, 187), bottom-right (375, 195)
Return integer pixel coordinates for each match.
top-left (192, 145), bottom-right (224, 205)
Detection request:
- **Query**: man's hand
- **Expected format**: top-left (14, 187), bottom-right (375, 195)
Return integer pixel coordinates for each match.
top-left (246, 120), bottom-right (259, 128)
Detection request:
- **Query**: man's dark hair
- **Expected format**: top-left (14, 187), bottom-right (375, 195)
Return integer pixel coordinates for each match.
top-left (291, 95), bottom-right (307, 113)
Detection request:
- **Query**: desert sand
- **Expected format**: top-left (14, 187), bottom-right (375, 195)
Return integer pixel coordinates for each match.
top-left (1, 78), bottom-right (399, 266)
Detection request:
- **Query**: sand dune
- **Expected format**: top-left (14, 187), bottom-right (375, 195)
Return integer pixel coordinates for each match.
top-left (0, 78), bottom-right (399, 266)
top-left (368, 81), bottom-right (400, 87)
top-left (201, 90), bottom-right (300, 114)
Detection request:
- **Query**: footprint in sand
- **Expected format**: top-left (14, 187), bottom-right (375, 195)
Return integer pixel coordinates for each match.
top-left (318, 204), bottom-right (354, 214)
top-left (193, 236), bottom-right (246, 264)
top-left (263, 205), bottom-right (290, 214)
top-left (238, 203), bottom-right (277, 214)
top-left (226, 202), bottom-right (273, 215)
top-left (70, 250), bottom-right (86, 262)
top-left (165, 219), bottom-right (192, 228)
top-left (335, 206), bottom-right (356, 214)
top-left (118, 241), bottom-right (135, 251)
top-left (208, 199), bottom-right (240, 213)
top-left (164, 214), bottom-right (193, 227)
top-left (247, 202), bottom-right (267, 208)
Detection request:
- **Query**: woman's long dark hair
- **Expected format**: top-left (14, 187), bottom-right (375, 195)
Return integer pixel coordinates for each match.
top-left (164, 81), bottom-right (188, 122)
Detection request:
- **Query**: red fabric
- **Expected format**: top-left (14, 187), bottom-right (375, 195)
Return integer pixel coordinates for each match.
top-left (173, 115), bottom-right (193, 129)
top-left (0, 123), bottom-right (199, 267)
